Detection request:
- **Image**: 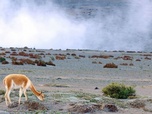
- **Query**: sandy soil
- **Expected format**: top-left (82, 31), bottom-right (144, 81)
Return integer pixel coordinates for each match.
top-left (0, 48), bottom-right (152, 113)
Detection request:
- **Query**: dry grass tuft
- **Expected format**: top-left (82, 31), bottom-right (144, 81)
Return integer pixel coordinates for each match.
top-left (103, 63), bottom-right (118, 68)
top-left (68, 103), bottom-right (102, 113)
top-left (21, 101), bottom-right (48, 111)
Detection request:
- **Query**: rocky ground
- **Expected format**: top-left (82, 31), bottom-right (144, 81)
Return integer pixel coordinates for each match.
top-left (0, 47), bottom-right (152, 113)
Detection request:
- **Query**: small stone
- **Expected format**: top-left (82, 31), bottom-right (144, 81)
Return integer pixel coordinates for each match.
top-left (56, 78), bottom-right (62, 80)
top-left (95, 87), bottom-right (99, 90)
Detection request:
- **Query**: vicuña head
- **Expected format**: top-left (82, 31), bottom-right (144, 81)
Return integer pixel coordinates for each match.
top-left (3, 74), bottom-right (44, 106)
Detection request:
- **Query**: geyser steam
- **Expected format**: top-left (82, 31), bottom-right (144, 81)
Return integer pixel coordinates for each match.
top-left (0, 0), bottom-right (152, 51)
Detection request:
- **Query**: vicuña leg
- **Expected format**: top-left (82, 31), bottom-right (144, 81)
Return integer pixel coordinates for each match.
top-left (19, 88), bottom-right (23, 105)
top-left (23, 88), bottom-right (28, 101)
top-left (4, 89), bottom-right (8, 106)
top-left (5, 88), bottom-right (12, 106)
top-left (19, 87), bottom-right (28, 104)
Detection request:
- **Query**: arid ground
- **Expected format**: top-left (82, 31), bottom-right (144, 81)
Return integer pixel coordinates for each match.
top-left (0, 47), bottom-right (152, 113)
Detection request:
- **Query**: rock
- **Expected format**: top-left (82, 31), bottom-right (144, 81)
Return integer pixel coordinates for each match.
top-left (129, 100), bottom-right (145, 108)
top-left (143, 105), bottom-right (152, 112)
top-left (8, 102), bottom-right (18, 108)
top-left (19, 101), bottom-right (48, 111)
top-left (102, 104), bottom-right (118, 112)
top-left (68, 103), bottom-right (102, 113)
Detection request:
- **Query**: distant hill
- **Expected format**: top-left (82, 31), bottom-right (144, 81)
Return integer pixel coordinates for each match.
top-left (52, 0), bottom-right (127, 7)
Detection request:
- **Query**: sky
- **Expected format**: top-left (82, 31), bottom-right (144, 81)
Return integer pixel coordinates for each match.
top-left (0, 0), bottom-right (152, 51)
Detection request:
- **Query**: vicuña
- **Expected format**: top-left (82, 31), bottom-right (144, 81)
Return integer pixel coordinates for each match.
top-left (3, 74), bottom-right (44, 106)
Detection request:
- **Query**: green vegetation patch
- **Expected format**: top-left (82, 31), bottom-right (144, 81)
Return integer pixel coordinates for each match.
top-left (0, 89), bottom-right (5, 95)
top-left (0, 57), bottom-right (6, 62)
top-left (75, 91), bottom-right (100, 103)
top-left (102, 82), bottom-right (136, 99)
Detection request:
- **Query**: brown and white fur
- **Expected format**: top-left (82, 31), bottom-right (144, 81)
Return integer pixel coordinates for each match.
top-left (3, 74), bottom-right (44, 106)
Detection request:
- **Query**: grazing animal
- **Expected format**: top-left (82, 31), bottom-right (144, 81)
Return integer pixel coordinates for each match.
top-left (3, 74), bottom-right (44, 106)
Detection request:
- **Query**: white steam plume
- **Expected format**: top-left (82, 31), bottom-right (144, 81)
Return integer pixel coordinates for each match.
top-left (0, 0), bottom-right (86, 49)
top-left (0, 0), bottom-right (152, 51)
top-left (83, 0), bottom-right (152, 51)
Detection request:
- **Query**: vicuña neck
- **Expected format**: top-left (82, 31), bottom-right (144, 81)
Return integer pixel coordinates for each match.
top-left (30, 83), bottom-right (41, 96)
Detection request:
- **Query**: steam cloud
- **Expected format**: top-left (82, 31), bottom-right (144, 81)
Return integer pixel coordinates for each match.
top-left (0, 0), bottom-right (152, 51)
